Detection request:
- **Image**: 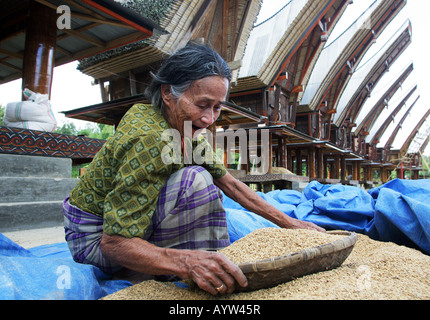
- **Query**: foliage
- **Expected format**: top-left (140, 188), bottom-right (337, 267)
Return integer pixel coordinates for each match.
top-left (420, 155), bottom-right (430, 178)
top-left (72, 163), bottom-right (89, 179)
top-left (55, 121), bottom-right (78, 135)
top-left (54, 121), bottom-right (114, 140)
top-left (0, 105), bottom-right (4, 126)
top-left (0, 104), bottom-right (113, 139)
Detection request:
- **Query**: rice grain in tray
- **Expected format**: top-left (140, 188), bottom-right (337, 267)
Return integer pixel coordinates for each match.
top-left (219, 228), bottom-right (344, 264)
top-left (102, 228), bottom-right (430, 300)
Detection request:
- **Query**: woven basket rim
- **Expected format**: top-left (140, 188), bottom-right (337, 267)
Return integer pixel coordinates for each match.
top-left (238, 230), bottom-right (358, 273)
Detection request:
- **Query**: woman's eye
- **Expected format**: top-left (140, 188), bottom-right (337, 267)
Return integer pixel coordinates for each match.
top-left (195, 103), bottom-right (221, 111)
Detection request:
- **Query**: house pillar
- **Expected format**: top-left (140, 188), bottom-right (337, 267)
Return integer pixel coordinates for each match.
top-left (22, 1), bottom-right (57, 99)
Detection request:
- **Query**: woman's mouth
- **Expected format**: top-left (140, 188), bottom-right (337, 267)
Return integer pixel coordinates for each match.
top-left (192, 124), bottom-right (203, 133)
top-left (183, 122), bottom-right (206, 137)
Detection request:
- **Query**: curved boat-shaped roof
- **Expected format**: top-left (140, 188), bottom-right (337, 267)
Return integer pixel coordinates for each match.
top-left (300, 0), bottom-right (406, 111)
top-left (401, 109), bottom-right (430, 154)
top-left (239, 0), bottom-right (308, 79)
top-left (235, 0), bottom-right (342, 92)
top-left (78, 0), bottom-right (261, 80)
top-left (387, 104), bottom-right (430, 152)
top-left (382, 98), bottom-right (418, 149)
top-left (353, 63), bottom-right (413, 135)
top-left (333, 21), bottom-right (412, 128)
top-left (356, 84), bottom-right (417, 141)
top-left (372, 93), bottom-right (419, 146)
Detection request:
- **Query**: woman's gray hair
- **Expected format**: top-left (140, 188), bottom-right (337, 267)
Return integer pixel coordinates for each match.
top-left (146, 44), bottom-right (231, 110)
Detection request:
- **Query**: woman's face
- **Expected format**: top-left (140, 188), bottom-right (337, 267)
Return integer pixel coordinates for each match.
top-left (161, 76), bottom-right (229, 137)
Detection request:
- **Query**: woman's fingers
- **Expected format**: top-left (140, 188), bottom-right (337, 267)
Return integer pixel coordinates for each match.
top-left (213, 253), bottom-right (248, 293)
top-left (187, 251), bottom-right (248, 295)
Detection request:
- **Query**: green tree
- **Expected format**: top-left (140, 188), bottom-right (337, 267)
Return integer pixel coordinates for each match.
top-left (76, 123), bottom-right (113, 139)
top-left (0, 105), bottom-right (5, 126)
top-left (420, 154), bottom-right (430, 178)
top-left (54, 121), bottom-right (114, 140)
top-left (95, 123), bottom-right (114, 140)
top-left (55, 121), bottom-right (78, 135)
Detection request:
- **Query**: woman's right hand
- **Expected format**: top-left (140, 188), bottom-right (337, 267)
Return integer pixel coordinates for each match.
top-left (101, 233), bottom-right (247, 295)
top-left (174, 249), bottom-right (248, 295)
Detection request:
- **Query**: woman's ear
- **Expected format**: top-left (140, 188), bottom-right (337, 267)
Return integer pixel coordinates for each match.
top-left (161, 84), bottom-right (174, 107)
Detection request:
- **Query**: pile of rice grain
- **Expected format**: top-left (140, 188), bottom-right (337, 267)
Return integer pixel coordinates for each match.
top-left (219, 228), bottom-right (344, 264)
top-left (102, 228), bottom-right (430, 300)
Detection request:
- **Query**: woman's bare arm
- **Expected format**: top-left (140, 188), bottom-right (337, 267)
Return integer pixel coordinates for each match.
top-left (100, 232), bottom-right (248, 295)
top-left (214, 172), bottom-right (325, 232)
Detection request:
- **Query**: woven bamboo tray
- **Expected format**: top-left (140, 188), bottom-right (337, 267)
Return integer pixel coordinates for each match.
top-left (235, 230), bottom-right (358, 292)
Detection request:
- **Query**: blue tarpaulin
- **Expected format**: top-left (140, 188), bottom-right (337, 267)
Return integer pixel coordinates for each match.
top-left (225, 179), bottom-right (430, 256)
top-left (1, 178), bottom-right (429, 299)
top-left (0, 234), bottom-right (131, 300)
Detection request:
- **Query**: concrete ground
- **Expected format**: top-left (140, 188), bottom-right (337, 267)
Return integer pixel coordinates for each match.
top-left (2, 226), bottom-right (66, 249)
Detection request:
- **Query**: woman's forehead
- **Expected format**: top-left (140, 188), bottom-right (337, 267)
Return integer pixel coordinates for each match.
top-left (187, 76), bottom-right (229, 97)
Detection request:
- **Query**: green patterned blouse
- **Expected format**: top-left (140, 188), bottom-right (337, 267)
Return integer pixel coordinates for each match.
top-left (69, 104), bottom-right (227, 239)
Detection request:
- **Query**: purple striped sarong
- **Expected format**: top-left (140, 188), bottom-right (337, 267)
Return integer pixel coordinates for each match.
top-left (63, 198), bottom-right (122, 274)
top-left (149, 166), bottom-right (230, 250)
top-left (63, 166), bottom-right (229, 274)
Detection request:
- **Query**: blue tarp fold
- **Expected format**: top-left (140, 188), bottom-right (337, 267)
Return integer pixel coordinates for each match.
top-left (366, 179), bottom-right (430, 254)
top-left (224, 179), bottom-right (430, 256)
top-left (1, 178), bottom-right (429, 299)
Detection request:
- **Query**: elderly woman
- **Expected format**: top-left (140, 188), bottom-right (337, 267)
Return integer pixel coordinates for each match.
top-left (63, 44), bottom-right (324, 295)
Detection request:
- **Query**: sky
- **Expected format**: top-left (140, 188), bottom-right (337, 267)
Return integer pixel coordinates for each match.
top-left (0, 0), bottom-right (429, 155)
top-left (0, 61), bottom-right (101, 130)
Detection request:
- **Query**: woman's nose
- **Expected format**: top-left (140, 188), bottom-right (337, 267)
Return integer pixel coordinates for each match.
top-left (201, 108), bottom-right (215, 125)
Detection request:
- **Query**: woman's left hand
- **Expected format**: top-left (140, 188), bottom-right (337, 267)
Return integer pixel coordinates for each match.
top-left (281, 216), bottom-right (326, 232)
